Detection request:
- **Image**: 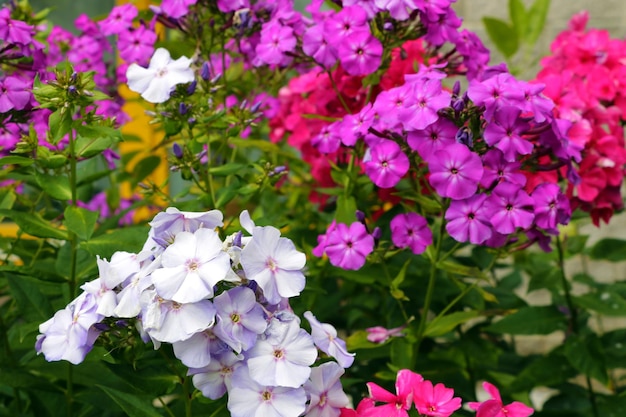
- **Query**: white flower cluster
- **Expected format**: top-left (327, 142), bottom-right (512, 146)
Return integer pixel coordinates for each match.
top-left (36, 208), bottom-right (354, 417)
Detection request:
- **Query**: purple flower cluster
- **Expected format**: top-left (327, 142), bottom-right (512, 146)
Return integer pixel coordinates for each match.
top-left (0, 3), bottom-right (128, 156)
top-left (36, 208), bottom-right (353, 417)
top-left (313, 63), bottom-right (577, 268)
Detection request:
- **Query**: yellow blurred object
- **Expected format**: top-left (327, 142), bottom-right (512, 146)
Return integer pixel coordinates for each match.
top-left (117, 0), bottom-right (168, 221)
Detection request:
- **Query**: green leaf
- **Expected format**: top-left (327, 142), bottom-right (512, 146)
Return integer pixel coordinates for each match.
top-left (48, 108), bottom-right (73, 144)
top-left (482, 17), bottom-right (519, 58)
top-left (485, 306), bottom-right (566, 335)
top-left (589, 238), bottom-right (626, 262)
top-left (425, 311), bottom-right (480, 337)
top-left (437, 260), bottom-right (489, 280)
top-left (64, 206), bottom-right (98, 241)
top-left (565, 234), bottom-right (589, 255)
top-left (209, 163), bottom-right (247, 176)
top-left (229, 138), bottom-right (298, 159)
top-left (97, 385), bottom-right (162, 417)
top-left (510, 352), bottom-right (576, 392)
top-left (526, 0), bottom-right (551, 45)
top-left (573, 291), bottom-right (626, 316)
top-left (509, 0), bottom-right (528, 40)
top-left (0, 209), bottom-right (68, 240)
top-left (564, 334), bottom-right (608, 384)
top-left (81, 226), bottom-right (148, 258)
top-left (335, 195), bottom-right (357, 225)
top-left (35, 172), bottom-right (72, 201)
top-left (390, 259), bottom-right (411, 301)
top-left (75, 136), bottom-right (115, 159)
top-left (390, 337), bottom-right (414, 370)
top-left (132, 155), bottom-right (162, 185)
top-left (0, 156), bottom-right (35, 166)
top-left (346, 330), bottom-right (385, 350)
top-left (7, 275), bottom-right (55, 321)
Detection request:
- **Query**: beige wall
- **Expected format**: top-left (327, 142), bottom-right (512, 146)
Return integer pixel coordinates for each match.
top-left (454, 0), bottom-right (626, 72)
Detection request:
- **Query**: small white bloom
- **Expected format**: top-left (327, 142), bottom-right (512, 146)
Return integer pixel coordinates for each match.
top-left (126, 48), bottom-right (194, 103)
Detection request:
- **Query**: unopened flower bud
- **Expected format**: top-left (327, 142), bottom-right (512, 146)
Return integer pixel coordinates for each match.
top-left (452, 99), bottom-right (464, 114)
top-left (356, 210), bottom-right (366, 224)
top-left (67, 85), bottom-right (78, 95)
top-left (172, 143), bottom-right (183, 159)
top-left (179, 102), bottom-right (189, 115)
top-left (452, 80), bottom-right (461, 97)
top-left (187, 80), bottom-right (197, 95)
top-left (210, 73), bottom-right (222, 84)
top-left (188, 117), bottom-right (196, 125)
top-left (233, 230), bottom-right (243, 248)
top-left (69, 71), bottom-right (78, 83)
top-left (239, 99), bottom-right (248, 110)
top-left (250, 101), bottom-right (262, 114)
top-left (372, 227), bottom-right (382, 241)
top-left (383, 21), bottom-right (394, 31)
top-left (201, 62), bottom-right (211, 81)
top-left (455, 127), bottom-right (473, 147)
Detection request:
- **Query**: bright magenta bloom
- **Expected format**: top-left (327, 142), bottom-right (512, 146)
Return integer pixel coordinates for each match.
top-left (468, 382), bottom-right (534, 417)
top-left (363, 369), bottom-right (423, 417)
top-left (413, 379), bottom-right (462, 417)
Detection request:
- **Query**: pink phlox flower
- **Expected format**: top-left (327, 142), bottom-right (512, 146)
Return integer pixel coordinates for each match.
top-left (531, 183), bottom-right (571, 231)
top-left (216, 0), bottom-right (249, 13)
top-left (0, 8), bottom-right (34, 45)
top-left (423, 7), bottom-right (462, 46)
top-left (304, 362), bottom-right (350, 417)
top-left (99, 4), bottom-right (138, 35)
top-left (399, 77), bottom-right (451, 131)
top-left (313, 122), bottom-right (342, 154)
top-left (480, 149), bottom-right (527, 189)
top-left (118, 24), bottom-right (157, 65)
top-left (365, 140), bottom-right (410, 188)
top-left (407, 118), bottom-right (457, 162)
top-left (468, 73), bottom-right (525, 121)
top-left (468, 382), bottom-right (534, 417)
top-left (390, 212), bottom-right (432, 254)
top-left (239, 225), bottom-right (306, 305)
top-left (365, 324), bottom-right (406, 343)
top-left (313, 220), bottom-right (337, 258)
top-left (304, 311), bottom-right (355, 368)
top-left (445, 194), bottom-right (493, 244)
top-left (428, 143), bottom-right (483, 200)
top-left (303, 23), bottom-right (339, 69)
top-left (373, 0), bottom-right (420, 20)
top-left (362, 369), bottom-right (423, 417)
top-left (161, 0), bottom-right (198, 18)
top-left (255, 21), bottom-right (296, 66)
top-left (324, 5), bottom-right (369, 41)
top-left (483, 106), bottom-right (532, 162)
top-left (485, 182), bottom-right (535, 234)
top-left (338, 30), bottom-right (382, 76)
top-left (413, 379), bottom-right (462, 417)
top-left (0, 75), bottom-right (31, 113)
top-left (323, 222), bottom-right (374, 270)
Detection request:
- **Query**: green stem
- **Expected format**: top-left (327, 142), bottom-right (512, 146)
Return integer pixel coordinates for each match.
top-left (66, 364), bottom-right (73, 417)
top-left (326, 70), bottom-right (351, 115)
top-left (67, 123), bottom-right (78, 417)
top-left (556, 236), bottom-right (598, 417)
top-left (183, 375), bottom-right (193, 417)
top-left (414, 216), bottom-right (446, 358)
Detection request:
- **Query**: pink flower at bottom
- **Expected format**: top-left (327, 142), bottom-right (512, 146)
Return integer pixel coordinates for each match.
top-left (413, 379), bottom-right (462, 417)
top-left (363, 369), bottom-right (424, 417)
top-left (468, 382), bottom-right (534, 417)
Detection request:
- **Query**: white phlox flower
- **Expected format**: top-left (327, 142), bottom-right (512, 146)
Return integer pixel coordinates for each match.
top-left (126, 47), bottom-right (195, 103)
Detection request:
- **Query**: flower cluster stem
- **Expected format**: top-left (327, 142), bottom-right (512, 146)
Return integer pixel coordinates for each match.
top-left (414, 217), bottom-right (446, 360)
top-left (556, 236), bottom-right (599, 417)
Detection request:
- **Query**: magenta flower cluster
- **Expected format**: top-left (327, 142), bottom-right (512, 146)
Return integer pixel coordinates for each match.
top-left (36, 208), bottom-right (354, 417)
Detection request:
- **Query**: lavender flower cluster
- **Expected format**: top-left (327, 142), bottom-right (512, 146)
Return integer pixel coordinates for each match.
top-left (36, 208), bottom-right (354, 417)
